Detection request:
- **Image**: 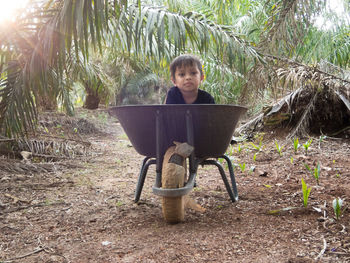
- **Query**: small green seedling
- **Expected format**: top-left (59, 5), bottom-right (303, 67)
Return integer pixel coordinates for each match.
top-left (275, 140), bottom-right (284, 156)
top-left (237, 144), bottom-right (243, 154)
top-left (332, 198), bottom-right (343, 220)
top-left (303, 138), bottom-right (312, 155)
top-left (304, 163), bottom-right (321, 185)
top-left (301, 178), bottom-right (311, 207)
top-left (116, 200), bottom-right (124, 207)
top-left (293, 137), bottom-right (300, 154)
top-left (228, 145), bottom-right (234, 156)
top-left (253, 152), bottom-right (258, 161)
top-left (290, 157), bottom-right (294, 164)
top-left (304, 163), bottom-right (311, 172)
top-left (314, 163), bottom-right (321, 185)
top-left (319, 135), bottom-right (327, 149)
top-left (238, 163), bottom-right (246, 172)
top-left (250, 136), bottom-right (263, 152)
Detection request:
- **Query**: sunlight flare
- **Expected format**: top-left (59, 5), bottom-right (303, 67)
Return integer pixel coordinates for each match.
top-left (0, 0), bottom-right (29, 24)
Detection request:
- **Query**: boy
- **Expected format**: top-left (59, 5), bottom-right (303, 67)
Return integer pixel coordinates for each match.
top-left (165, 54), bottom-right (215, 104)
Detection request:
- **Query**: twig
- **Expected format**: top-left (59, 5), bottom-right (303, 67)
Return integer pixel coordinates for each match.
top-left (315, 237), bottom-right (327, 261)
top-left (340, 224), bottom-right (346, 233)
top-left (329, 251), bottom-right (350, 256)
top-left (0, 138), bottom-right (16, 142)
top-left (2, 247), bottom-right (44, 263)
top-left (265, 54), bottom-right (350, 85)
top-left (4, 193), bottom-right (31, 204)
top-left (38, 134), bottom-right (91, 146)
top-left (32, 153), bottom-right (70, 159)
top-left (0, 201), bottom-right (67, 215)
top-left (104, 195), bottom-right (118, 202)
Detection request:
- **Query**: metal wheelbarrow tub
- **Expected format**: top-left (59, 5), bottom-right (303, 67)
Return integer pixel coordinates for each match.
top-left (109, 104), bottom-right (247, 159)
top-left (109, 104), bottom-right (247, 202)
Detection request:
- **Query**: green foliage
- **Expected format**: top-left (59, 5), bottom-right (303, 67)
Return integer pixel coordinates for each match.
top-left (118, 70), bottom-right (159, 105)
top-left (116, 200), bottom-right (124, 207)
top-left (1, 0), bottom-right (350, 138)
top-left (301, 178), bottom-right (312, 208)
top-left (275, 140), bottom-right (284, 156)
top-left (318, 135), bottom-right (327, 149)
top-left (253, 152), bottom-right (258, 161)
top-left (303, 138), bottom-right (313, 155)
top-left (293, 137), bottom-right (300, 154)
top-left (250, 135), bottom-right (264, 152)
top-left (237, 144), bottom-right (243, 154)
top-left (332, 198), bottom-right (344, 220)
top-left (304, 162), bottom-right (321, 185)
top-left (314, 162), bottom-right (321, 185)
top-left (238, 163), bottom-right (246, 172)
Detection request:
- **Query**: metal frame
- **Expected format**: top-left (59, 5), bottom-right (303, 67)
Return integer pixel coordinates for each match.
top-left (134, 110), bottom-right (238, 203)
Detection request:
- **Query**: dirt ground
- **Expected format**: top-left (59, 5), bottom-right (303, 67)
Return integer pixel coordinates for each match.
top-left (0, 108), bottom-right (349, 263)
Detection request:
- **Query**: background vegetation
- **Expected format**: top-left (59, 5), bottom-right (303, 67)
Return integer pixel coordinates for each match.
top-left (0, 0), bottom-right (349, 137)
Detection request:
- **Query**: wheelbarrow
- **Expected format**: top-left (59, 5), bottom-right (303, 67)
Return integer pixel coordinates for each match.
top-left (108, 104), bottom-right (247, 222)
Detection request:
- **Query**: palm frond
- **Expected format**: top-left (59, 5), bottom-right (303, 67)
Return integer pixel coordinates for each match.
top-left (125, 71), bottom-right (158, 93)
top-left (260, 0), bottom-right (325, 56)
top-left (116, 4), bottom-right (264, 63)
top-left (0, 0), bottom-right (127, 137)
top-left (0, 62), bottom-right (36, 137)
top-left (327, 28), bottom-right (350, 68)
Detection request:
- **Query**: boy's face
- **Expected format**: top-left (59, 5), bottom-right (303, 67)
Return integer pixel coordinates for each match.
top-left (171, 64), bottom-right (204, 94)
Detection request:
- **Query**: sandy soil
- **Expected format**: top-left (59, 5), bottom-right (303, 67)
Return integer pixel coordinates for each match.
top-left (0, 108), bottom-right (349, 263)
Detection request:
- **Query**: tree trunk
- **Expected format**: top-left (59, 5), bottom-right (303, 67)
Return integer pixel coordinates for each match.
top-left (36, 92), bottom-right (58, 111)
top-left (84, 84), bottom-right (100, 110)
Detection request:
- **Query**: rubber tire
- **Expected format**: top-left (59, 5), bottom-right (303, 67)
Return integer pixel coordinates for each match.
top-left (161, 153), bottom-right (186, 224)
top-left (162, 196), bottom-right (184, 224)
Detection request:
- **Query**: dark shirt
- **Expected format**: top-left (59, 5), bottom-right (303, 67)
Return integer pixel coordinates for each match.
top-left (165, 86), bottom-right (215, 104)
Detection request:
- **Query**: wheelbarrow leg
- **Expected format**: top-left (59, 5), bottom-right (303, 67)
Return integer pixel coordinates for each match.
top-left (155, 110), bottom-right (164, 189)
top-left (201, 158), bottom-right (238, 202)
top-left (135, 157), bottom-right (156, 203)
top-left (220, 155), bottom-right (238, 202)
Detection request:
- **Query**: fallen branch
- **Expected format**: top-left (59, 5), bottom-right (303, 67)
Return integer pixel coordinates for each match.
top-left (32, 153), bottom-right (70, 159)
top-left (0, 201), bottom-right (68, 215)
top-left (265, 54), bottom-right (350, 85)
top-left (0, 138), bottom-right (16, 142)
top-left (329, 251), bottom-right (350, 256)
top-left (38, 134), bottom-right (91, 146)
top-left (2, 247), bottom-right (44, 263)
top-left (4, 193), bottom-right (31, 204)
top-left (315, 237), bottom-right (327, 261)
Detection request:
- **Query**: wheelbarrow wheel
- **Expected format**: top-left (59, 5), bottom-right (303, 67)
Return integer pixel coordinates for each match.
top-left (162, 196), bottom-right (184, 224)
top-left (161, 164), bottom-right (185, 224)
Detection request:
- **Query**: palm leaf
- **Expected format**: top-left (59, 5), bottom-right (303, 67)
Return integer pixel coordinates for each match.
top-left (0, 0), bottom-right (126, 137)
top-left (0, 63), bottom-right (37, 137)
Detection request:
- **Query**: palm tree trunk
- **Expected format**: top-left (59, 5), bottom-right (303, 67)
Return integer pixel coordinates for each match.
top-left (84, 83), bottom-right (100, 109)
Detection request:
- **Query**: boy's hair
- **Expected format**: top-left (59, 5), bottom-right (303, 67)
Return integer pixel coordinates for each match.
top-left (170, 54), bottom-right (203, 78)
